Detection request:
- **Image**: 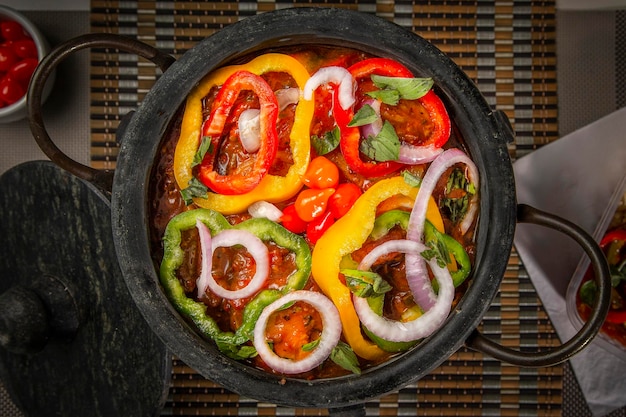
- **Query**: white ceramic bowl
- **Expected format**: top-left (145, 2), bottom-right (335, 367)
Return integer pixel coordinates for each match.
top-left (0, 5), bottom-right (52, 124)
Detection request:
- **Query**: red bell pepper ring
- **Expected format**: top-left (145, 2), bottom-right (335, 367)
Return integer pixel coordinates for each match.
top-left (198, 70), bottom-right (279, 195)
top-left (345, 58), bottom-right (451, 169)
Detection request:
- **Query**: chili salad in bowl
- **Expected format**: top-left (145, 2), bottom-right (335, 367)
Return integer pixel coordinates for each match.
top-left (148, 46), bottom-right (479, 380)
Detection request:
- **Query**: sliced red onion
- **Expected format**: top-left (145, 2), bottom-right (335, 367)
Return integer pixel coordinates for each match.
top-left (238, 108), bottom-right (261, 153)
top-left (359, 99), bottom-right (383, 139)
top-left (353, 239), bottom-right (454, 343)
top-left (398, 143), bottom-right (444, 165)
top-left (275, 87), bottom-right (300, 111)
top-left (303, 66), bottom-right (355, 110)
top-left (408, 148), bottom-right (479, 239)
top-left (195, 219), bottom-right (213, 299)
top-left (200, 229), bottom-right (269, 300)
top-left (253, 290), bottom-right (342, 374)
top-left (404, 148), bottom-right (479, 310)
top-left (248, 200), bottom-right (283, 222)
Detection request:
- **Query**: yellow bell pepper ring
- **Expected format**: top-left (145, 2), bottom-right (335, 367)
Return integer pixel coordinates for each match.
top-left (311, 176), bottom-right (444, 361)
top-left (174, 53), bottom-right (314, 214)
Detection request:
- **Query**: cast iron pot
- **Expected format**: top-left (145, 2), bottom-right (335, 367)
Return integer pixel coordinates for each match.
top-left (27, 7), bottom-right (611, 415)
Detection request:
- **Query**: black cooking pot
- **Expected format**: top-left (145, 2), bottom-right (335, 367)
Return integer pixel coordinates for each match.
top-left (27, 7), bottom-right (611, 415)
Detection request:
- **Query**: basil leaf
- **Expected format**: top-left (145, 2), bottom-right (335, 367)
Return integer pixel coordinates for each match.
top-left (348, 104), bottom-right (379, 127)
top-left (371, 75), bottom-right (434, 101)
top-left (421, 226), bottom-right (451, 269)
top-left (311, 126), bottom-right (340, 156)
top-left (330, 341), bottom-right (361, 375)
top-left (180, 177), bottom-right (208, 205)
top-left (579, 280), bottom-right (597, 307)
top-left (192, 135), bottom-right (213, 167)
top-left (366, 89), bottom-right (400, 106)
top-left (443, 168), bottom-right (475, 223)
top-left (359, 121), bottom-right (400, 162)
top-left (302, 339), bottom-right (320, 352)
top-left (342, 269), bottom-right (392, 298)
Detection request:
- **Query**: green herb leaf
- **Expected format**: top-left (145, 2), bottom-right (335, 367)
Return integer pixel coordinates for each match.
top-left (371, 75), bottom-right (434, 101)
top-left (348, 104), bottom-right (379, 127)
top-left (402, 171), bottom-right (422, 188)
top-left (302, 339), bottom-right (320, 352)
top-left (330, 341), bottom-right (361, 375)
top-left (359, 121), bottom-right (400, 162)
top-left (311, 126), bottom-right (341, 156)
top-left (180, 177), bottom-right (209, 205)
top-left (366, 89), bottom-right (400, 106)
top-left (442, 168), bottom-right (475, 223)
top-left (342, 269), bottom-right (392, 298)
top-left (579, 280), bottom-right (598, 307)
top-left (192, 136), bottom-right (213, 167)
top-left (421, 226), bottom-right (451, 269)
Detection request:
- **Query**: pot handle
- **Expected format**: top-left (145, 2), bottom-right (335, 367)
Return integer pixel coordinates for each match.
top-left (465, 204), bottom-right (611, 367)
top-left (27, 33), bottom-right (177, 193)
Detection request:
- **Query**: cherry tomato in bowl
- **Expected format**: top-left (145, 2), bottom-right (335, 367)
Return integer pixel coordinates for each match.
top-left (0, 5), bottom-right (51, 123)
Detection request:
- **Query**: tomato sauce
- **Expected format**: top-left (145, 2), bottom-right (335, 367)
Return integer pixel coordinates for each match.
top-left (149, 45), bottom-right (478, 379)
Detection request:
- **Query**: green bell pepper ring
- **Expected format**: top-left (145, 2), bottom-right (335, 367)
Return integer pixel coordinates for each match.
top-left (370, 209), bottom-right (471, 287)
top-left (159, 208), bottom-right (312, 357)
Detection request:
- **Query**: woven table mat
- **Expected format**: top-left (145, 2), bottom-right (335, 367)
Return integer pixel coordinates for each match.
top-left (89, 1), bottom-right (561, 415)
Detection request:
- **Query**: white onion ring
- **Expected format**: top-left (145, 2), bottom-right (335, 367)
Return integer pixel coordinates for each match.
top-left (195, 219), bottom-right (213, 299)
top-left (398, 143), bottom-right (444, 164)
top-left (237, 108), bottom-right (261, 153)
top-left (404, 148), bottom-right (479, 310)
top-left (275, 87), bottom-right (300, 111)
top-left (247, 201), bottom-right (283, 222)
top-left (303, 66), bottom-right (355, 110)
top-left (353, 239), bottom-right (454, 342)
top-left (200, 229), bottom-right (270, 300)
top-left (253, 290), bottom-right (342, 374)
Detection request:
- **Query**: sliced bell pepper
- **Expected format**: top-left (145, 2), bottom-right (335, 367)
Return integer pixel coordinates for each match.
top-left (197, 70), bottom-right (278, 195)
top-left (371, 210), bottom-right (471, 287)
top-left (344, 58), bottom-right (451, 167)
top-left (310, 176), bottom-right (444, 360)
top-left (159, 208), bottom-right (312, 358)
top-left (174, 53), bottom-right (314, 214)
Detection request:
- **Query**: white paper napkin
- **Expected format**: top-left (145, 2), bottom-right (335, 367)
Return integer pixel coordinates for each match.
top-left (513, 107), bottom-right (626, 417)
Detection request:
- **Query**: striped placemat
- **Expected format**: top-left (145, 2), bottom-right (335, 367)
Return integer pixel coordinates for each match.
top-left (89, 1), bottom-right (561, 415)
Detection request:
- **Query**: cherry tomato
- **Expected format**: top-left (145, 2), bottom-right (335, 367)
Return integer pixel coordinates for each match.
top-left (280, 204), bottom-right (307, 234)
top-left (0, 75), bottom-right (26, 105)
top-left (1, 21), bottom-right (28, 41)
top-left (294, 188), bottom-right (335, 222)
top-left (0, 45), bottom-right (18, 72)
top-left (328, 183), bottom-right (362, 219)
top-left (306, 211), bottom-right (335, 244)
top-left (12, 39), bottom-right (37, 59)
top-left (302, 156), bottom-right (339, 189)
top-left (9, 58), bottom-right (37, 86)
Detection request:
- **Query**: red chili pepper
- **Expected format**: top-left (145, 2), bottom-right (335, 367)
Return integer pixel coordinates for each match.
top-left (280, 204), bottom-right (308, 234)
top-left (294, 188), bottom-right (335, 222)
top-left (302, 156), bottom-right (339, 189)
top-left (600, 228), bottom-right (626, 248)
top-left (328, 182), bottom-right (362, 219)
top-left (198, 70), bottom-right (278, 195)
top-left (606, 310), bottom-right (626, 324)
top-left (306, 210), bottom-right (335, 244)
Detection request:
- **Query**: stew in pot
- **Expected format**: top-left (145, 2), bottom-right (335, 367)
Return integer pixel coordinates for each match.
top-left (148, 46), bottom-right (480, 379)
